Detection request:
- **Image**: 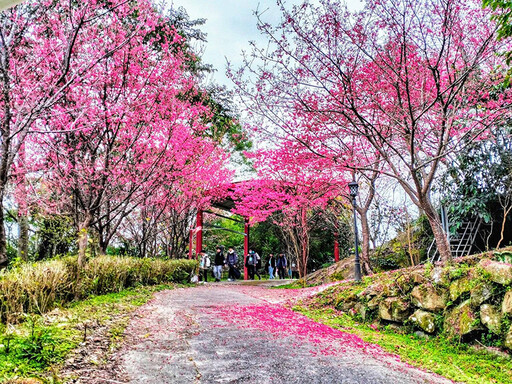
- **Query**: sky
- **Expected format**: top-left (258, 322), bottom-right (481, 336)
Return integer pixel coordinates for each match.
top-left (168, 0), bottom-right (364, 87)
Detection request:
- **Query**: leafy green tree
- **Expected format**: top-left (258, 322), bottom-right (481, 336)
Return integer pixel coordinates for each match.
top-left (439, 126), bottom-right (512, 248)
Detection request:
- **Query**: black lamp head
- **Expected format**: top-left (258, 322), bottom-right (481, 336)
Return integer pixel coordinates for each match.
top-left (348, 181), bottom-right (359, 197)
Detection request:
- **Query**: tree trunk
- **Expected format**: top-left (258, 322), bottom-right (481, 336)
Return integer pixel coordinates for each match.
top-left (422, 198), bottom-right (451, 262)
top-left (77, 214), bottom-right (92, 268)
top-left (300, 207), bottom-right (309, 279)
top-left (497, 204), bottom-right (512, 249)
top-left (359, 210), bottom-right (373, 275)
top-left (18, 213), bottom-right (29, 261)
top-left (0, 198), bottom-right (7, 267)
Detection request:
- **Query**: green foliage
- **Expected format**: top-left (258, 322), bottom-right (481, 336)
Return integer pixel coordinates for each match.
top-left (15, 316), bottom-right (59, 368)
top-left (439, 126), bottom-right (512, 230)
top-left (248, 219), bottom-right (282, 257)
top-left (370, 214), bottom-right (434, 272)
top-left (32, 214), bottom-right (77, 261)
top-left (495, 251), bottom-right (512, 264)
top-left (483, 0), bottom-right (512, 81)
top-left (0, 285), bottom-right (169, 381)
top-left (0, 256), bottom-right (197, 323)
top-left (204, 215), bottom-right (245, 253)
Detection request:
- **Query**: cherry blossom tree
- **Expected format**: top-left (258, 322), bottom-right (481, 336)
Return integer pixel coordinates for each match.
top-left (0, 0), bottom-right (169, 265)
top-left (232, 143), bottom-right (347, 278)
top-left (10, 0), bottom-right (232, 267)
top-left (232, 0), bottom-right (512, 261)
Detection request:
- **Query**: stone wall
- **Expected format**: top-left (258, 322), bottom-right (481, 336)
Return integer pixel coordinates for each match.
top-left (325, 254), bottom-right (512, 350)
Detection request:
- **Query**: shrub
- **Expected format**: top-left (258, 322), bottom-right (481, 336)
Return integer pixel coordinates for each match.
top-left (0, 256), bottom-right (197, 323)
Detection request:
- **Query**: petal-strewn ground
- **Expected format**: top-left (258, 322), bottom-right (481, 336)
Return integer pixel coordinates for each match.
top-left (100, 283), bottom-right (454, 383)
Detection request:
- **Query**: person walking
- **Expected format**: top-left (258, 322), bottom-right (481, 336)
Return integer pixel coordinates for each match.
top-left (276, 254), bottom-right (282, 279)
top-left (199, 250), bottom-right (211, 283)
top-left (267, 254), bottom-right (276, 279)
top-left (226, 247), bottom-right (239, 281)
top-left (254, 250), bottom-right (262, 280)
top-left (291, 262), bottom-right (299, 279)
top-left (278, 253), bottom-right (288, 279)
top-left (213, 246), bottom-right (225, 282)
top-left (245, 251), bottom-right (256, 280)
top-left (248, 249), bottom-right (261, 280)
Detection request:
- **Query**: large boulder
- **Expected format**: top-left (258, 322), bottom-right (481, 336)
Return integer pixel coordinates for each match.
top-left (409, 309), bottom-right (436, 334)
top-left (449, 277), bottom-right (472, 301)
top-left (480, 304), bottom-right (502, 335)
top-left (444, 300), bottom-right (481, 337)
top-left (305, 257), bottom-right (355, 285)
top-left (431, 266), bottom-right (451, 286)
top-left (502, 290), bottom-right (512, 315)
top-left (335, 292), bottom-right (358, 311)
top-left (379, 297), bottom-right (410, 322)
top-left (470, 283), bottom-right (493, 306)
top-left (353, 302), bottom-right (368, 321)
top-left (382, 282), bottom-right (400, 297)
top-left (411, 284), bottom-right (448, 312)
top-left (367, 296), bottom-right (381, 310)
top-left (479, 259), bottom-right (512, 285)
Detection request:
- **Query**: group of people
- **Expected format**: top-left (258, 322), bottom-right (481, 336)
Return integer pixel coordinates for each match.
top-left (198, 246), bottom-right (240, 282)
top-left (198, 246), bottom-right (297, 282)
top-left (265, 253), bottom-right (292, 279)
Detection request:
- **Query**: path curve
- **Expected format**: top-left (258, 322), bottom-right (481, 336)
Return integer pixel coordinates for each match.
top-left (113, 283), bottom-right (454, 384)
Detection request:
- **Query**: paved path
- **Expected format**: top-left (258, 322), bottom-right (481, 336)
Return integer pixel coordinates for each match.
top-left (115, 283), bottom-right (453, 384)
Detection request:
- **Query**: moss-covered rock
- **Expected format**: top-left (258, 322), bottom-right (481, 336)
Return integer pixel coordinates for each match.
top-left (449, 277), bottom-right (472, 301)
top-left (382, 281), bottom-right (400, 297)
top-left (479, 259), bottom-right (512, 285)
top-left (444, 300), bottom-right (481, 337)
top-left (362, 283), bottom-right (382, 298)
top-left (409, 309), bottom-right (436, 333)
top-left (480, 304), bottom-right (502, 335)
top-left (431, 266), bottom-right (451, 286)
top-left (470, 283), bottom-right (493, 307)
top-left (353, 302), bottom-right (368, 321)
top-left (379, 297), bottom-right (410, 322)
top-left (367, 295), bottom-right (380, 310)
top-left (411, 284), bottom-right (448, 312)
top-left (502, 289), bottom-right (512, 315)
top-left (505, 326), bottom-right (512, 350)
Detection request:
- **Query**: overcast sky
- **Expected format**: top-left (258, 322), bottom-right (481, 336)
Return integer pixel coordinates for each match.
top-left (168, 0), bottom-right (363, 87)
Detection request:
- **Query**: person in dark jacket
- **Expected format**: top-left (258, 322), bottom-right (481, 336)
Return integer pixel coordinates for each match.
top-left (245, 250), bottom-right (258, 280)
top-left (213, 246), bottom-right (225, 282)
top-left (267, 254), bottom-right (276, 279)
top-left (277, 253), bottom-right (288, 279)
top-left (226, 247), bottom-right (239, 281)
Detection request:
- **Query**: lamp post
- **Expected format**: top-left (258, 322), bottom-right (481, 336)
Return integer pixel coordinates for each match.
top-left (348, 181), bottom-right (362, 281)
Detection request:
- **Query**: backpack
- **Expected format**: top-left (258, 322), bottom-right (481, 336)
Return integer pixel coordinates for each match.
top-left (245, 256), bottom-right (253, 267)
top-left (205, 256), bottom-right (211, 268)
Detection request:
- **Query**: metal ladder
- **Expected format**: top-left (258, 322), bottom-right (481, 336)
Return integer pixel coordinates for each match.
top-left (427, 206), bottom-right (482, 262)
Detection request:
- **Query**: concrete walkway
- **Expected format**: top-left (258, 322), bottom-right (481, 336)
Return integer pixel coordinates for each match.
top-left (112, 283), bottom-right (453, 384)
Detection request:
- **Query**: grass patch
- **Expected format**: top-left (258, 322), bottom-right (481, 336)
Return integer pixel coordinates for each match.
top-left (294, 305), bottom-right (512, 384)
top-left (0, 256), bottom-right (197, 324)
top-left (270, 280), bottom-right (318, 289)
top-left (0, 284), bottom-right (179, 382)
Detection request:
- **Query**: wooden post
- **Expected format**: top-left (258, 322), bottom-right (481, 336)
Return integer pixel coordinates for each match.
top-left (188, 229), bottom-right (193, 259)
top-left (195, 209), bottom-right (203, 258)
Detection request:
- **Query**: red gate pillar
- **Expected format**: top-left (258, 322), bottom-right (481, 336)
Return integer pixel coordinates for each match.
top-left (195, 209), bottom-right (203, 258)
top-left (189, 229), bottom-right (193, 259)
top-left (334, 232), bottom-right (340, 262)
top-left (244, 218), bottom-right (249, 280)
